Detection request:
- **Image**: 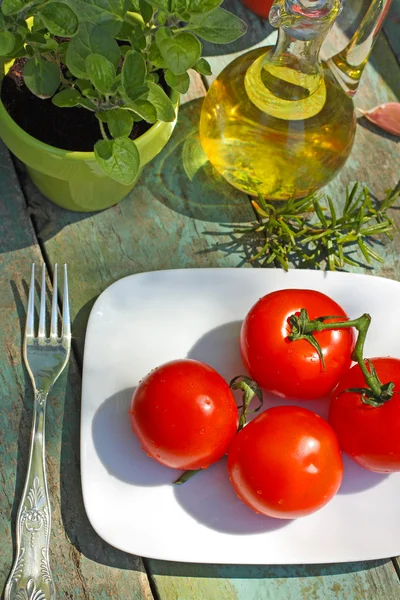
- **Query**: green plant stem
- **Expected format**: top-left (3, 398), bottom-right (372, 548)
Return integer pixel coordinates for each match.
top-left (288, 309), bottom-right (394, 403)
top-left (173, 376), bottom-right (263, 485)
top-left (98, 119), bottom-right (109, 140)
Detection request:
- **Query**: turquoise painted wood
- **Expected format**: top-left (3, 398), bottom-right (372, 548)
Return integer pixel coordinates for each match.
top-left (1, 0), bottom-right (400, 598)
top-left (0, 141), bottom-right (153, 598)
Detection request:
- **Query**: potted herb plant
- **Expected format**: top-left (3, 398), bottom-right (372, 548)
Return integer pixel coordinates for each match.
top-left (0, 1), bottom-right (246, 212)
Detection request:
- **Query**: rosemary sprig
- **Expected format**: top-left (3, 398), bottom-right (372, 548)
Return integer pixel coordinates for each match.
top-left (220, 182), bottom-right (399, 270)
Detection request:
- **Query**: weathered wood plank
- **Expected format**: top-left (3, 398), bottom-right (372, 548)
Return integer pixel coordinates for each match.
top-left (0, 142), bottom-right (154, 599)
top-left (147, 560), bottom-right (400, 600)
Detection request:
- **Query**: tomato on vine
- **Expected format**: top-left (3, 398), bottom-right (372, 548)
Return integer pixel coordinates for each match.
top-left (240, 289), bottom-right (355, 399)
top-left (329, 357), bottom-right (400, 473)
top-left (228, 405), bottom-right (344, 518)
top-left (129, 359), bottom-right (239, 471)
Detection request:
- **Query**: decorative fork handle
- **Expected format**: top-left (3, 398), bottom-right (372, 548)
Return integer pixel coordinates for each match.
top-left (5, 389), bottom-right (55, 600)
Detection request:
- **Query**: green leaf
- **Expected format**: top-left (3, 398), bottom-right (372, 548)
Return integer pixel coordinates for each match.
top-left (1, 0), bottom-right (25, 16)
top-left (126, 99), bottom-right (157, 123)
top-left (124, 10), bottom-right (144, 26)
top-left (107, 108), bottom-right (134, 137)
top-left (62, 0), bottom-right (125, 35)
top-left (85, 53), bottom-right (116, 94)
top-left (130, 23), bottom-right (147, 50)
top-left (38, 3), bottom-right (79, 36)
top-left (0, 30), bottom-right (15, 57)
top-left (78, 96), bottom-right (97, 110)
top-left (116, 20), bottom-right (133, 41)
top-left (150, 0), bottom-right (222, 14)
top-left (194, 57), bottom-right (212, 76)
top-left (157, 10), bottom-right (167, 25)
top-left (189, 8), bottom-right (247, 43)
top-left (121, 50), bottom-right (147, 100)
top-left (156, 28), bottom-right (201, 75)
top-left (165, 69), bottom-right (190, 94)
top-left (66, 22), bottom-right (120, 79)
top-left (94, 137), bottom-right (140, 185)
top-left (52, 88), bottom-right (82, 107)
top-left (76, 78), bottom-right (92, 93)
top-left (139, 0), bottom-right (153, 22)
top-left (148, 40), bottom-right (166, 68)
top-left (23, 57), bottom-right (60, 99)
top-left (147, 81), bottom-right (175, 122)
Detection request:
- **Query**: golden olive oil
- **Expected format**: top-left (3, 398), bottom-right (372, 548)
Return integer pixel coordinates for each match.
top-left (200, 47), bottom-right (356, 200)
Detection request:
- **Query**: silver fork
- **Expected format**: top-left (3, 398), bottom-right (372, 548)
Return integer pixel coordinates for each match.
top-left (5, 264), bottom-right (71, 600)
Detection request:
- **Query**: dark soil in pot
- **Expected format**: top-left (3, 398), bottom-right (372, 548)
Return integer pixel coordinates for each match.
top-left (1, 58), bottom-right (158, 151)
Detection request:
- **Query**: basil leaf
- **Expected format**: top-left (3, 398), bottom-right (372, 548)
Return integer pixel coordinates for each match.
top-left (139, 0), bottom-right (153, 23)
top-left (194, 57), bottom-right (212, 76)
top-left (85, 53), bottom-right (116, 94)
top-left (52, 88), bottom-right (82, 107)
top-left (1, 0), bottom-right (25, 16)
top-left (189, 8), bottom-right (247, 44)
top-left (147, 81), bottom-right (175, 122)
top-left (121, 49), bottom-right (147, 100)
top-left (165, 69), bottom-right (190, 94)
top-left (107, 108), bottom-right (134, 137)
top-left (23, 57), bottom-right (60, 99)
top-left (38, 3), bottom-right (79, 37)
top-left (126, 99), bottom-right (157, 123)
top-left (0, 30), bottom-right (15, 56)
top-left (156, 28), bottom-right (201, 75)
top-left (94, 137), bottom-right (140, 185)
top-left (148, 40), bottom-right (166, 69)
top-left (62, 0), bottom-right (125, 36)
top-left (66, 22), bottom-right (120, 79)
top-left (150, 0), bottom-right (222, 14)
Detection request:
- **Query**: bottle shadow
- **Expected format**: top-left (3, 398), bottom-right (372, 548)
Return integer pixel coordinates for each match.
top-left (142, 98), bottom-right (252, 224)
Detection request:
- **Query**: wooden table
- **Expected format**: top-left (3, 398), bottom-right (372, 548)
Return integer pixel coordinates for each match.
top-left (1, 1), bottom-right (400, 598)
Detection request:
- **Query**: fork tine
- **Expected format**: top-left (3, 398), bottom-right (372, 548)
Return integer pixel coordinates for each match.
top-left (26, 263), bottom-right (35, 338)
top-left (38, 264), bottom-right (46, 339)
top-left (50, 264), bottom-right (58, 339)
top-left (62, 264), bottom-right (71, 339)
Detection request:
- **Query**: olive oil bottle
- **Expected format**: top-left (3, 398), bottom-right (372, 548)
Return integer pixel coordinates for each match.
top-left (200, 0), bottom-right (391, 200)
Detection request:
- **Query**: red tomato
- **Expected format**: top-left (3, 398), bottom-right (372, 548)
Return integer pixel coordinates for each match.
top-left (228, 406), bottom-right (343, 518)
top-left (241, 0), bottom-right (274, 19)
top-left (129, 359), bottom-right (239, 470)
top-left (240, 289), bottom-right (355, 399)
top-left (329, 358), bottom-right (400, 473)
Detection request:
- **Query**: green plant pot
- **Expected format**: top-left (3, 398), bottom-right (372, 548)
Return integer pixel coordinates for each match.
top-left (0, 88), bottom-right (179, 212)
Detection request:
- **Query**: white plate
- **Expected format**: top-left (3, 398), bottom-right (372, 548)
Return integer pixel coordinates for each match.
top-left (81, 268), bottom-right (400, 564)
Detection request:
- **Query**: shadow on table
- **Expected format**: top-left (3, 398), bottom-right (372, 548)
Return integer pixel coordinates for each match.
top-left (357, 117), bottom-right (400, 142)
top-left (142, 98), bottom-right (253, 224)
top-left (146, 557), bottom-right (396, 579)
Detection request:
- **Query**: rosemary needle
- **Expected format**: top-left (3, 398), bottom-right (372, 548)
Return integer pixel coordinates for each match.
top-left (218, 182), bottom-right (399, 270)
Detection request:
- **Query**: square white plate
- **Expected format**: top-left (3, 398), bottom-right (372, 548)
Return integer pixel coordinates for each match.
top-left (81, 268), bottom-right (400, 564)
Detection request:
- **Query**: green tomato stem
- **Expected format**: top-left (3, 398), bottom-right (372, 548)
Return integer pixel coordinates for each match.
top-left (288, 309), bottom-right (392, 403)
top-left (173, 376), bottom-right (263, 486)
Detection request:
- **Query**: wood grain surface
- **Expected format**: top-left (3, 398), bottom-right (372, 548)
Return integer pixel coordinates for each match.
top-left (1, 0), bottom-right (400, 598)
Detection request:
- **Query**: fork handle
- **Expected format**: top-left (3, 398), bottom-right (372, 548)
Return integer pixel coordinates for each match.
top-left (4, 390), bottom-right (55, 600)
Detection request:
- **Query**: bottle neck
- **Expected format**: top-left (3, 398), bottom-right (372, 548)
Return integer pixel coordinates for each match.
top-left (269, 27), bottom-right (325, 93)
top-left (328, 0), bottom-right (393, 96)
